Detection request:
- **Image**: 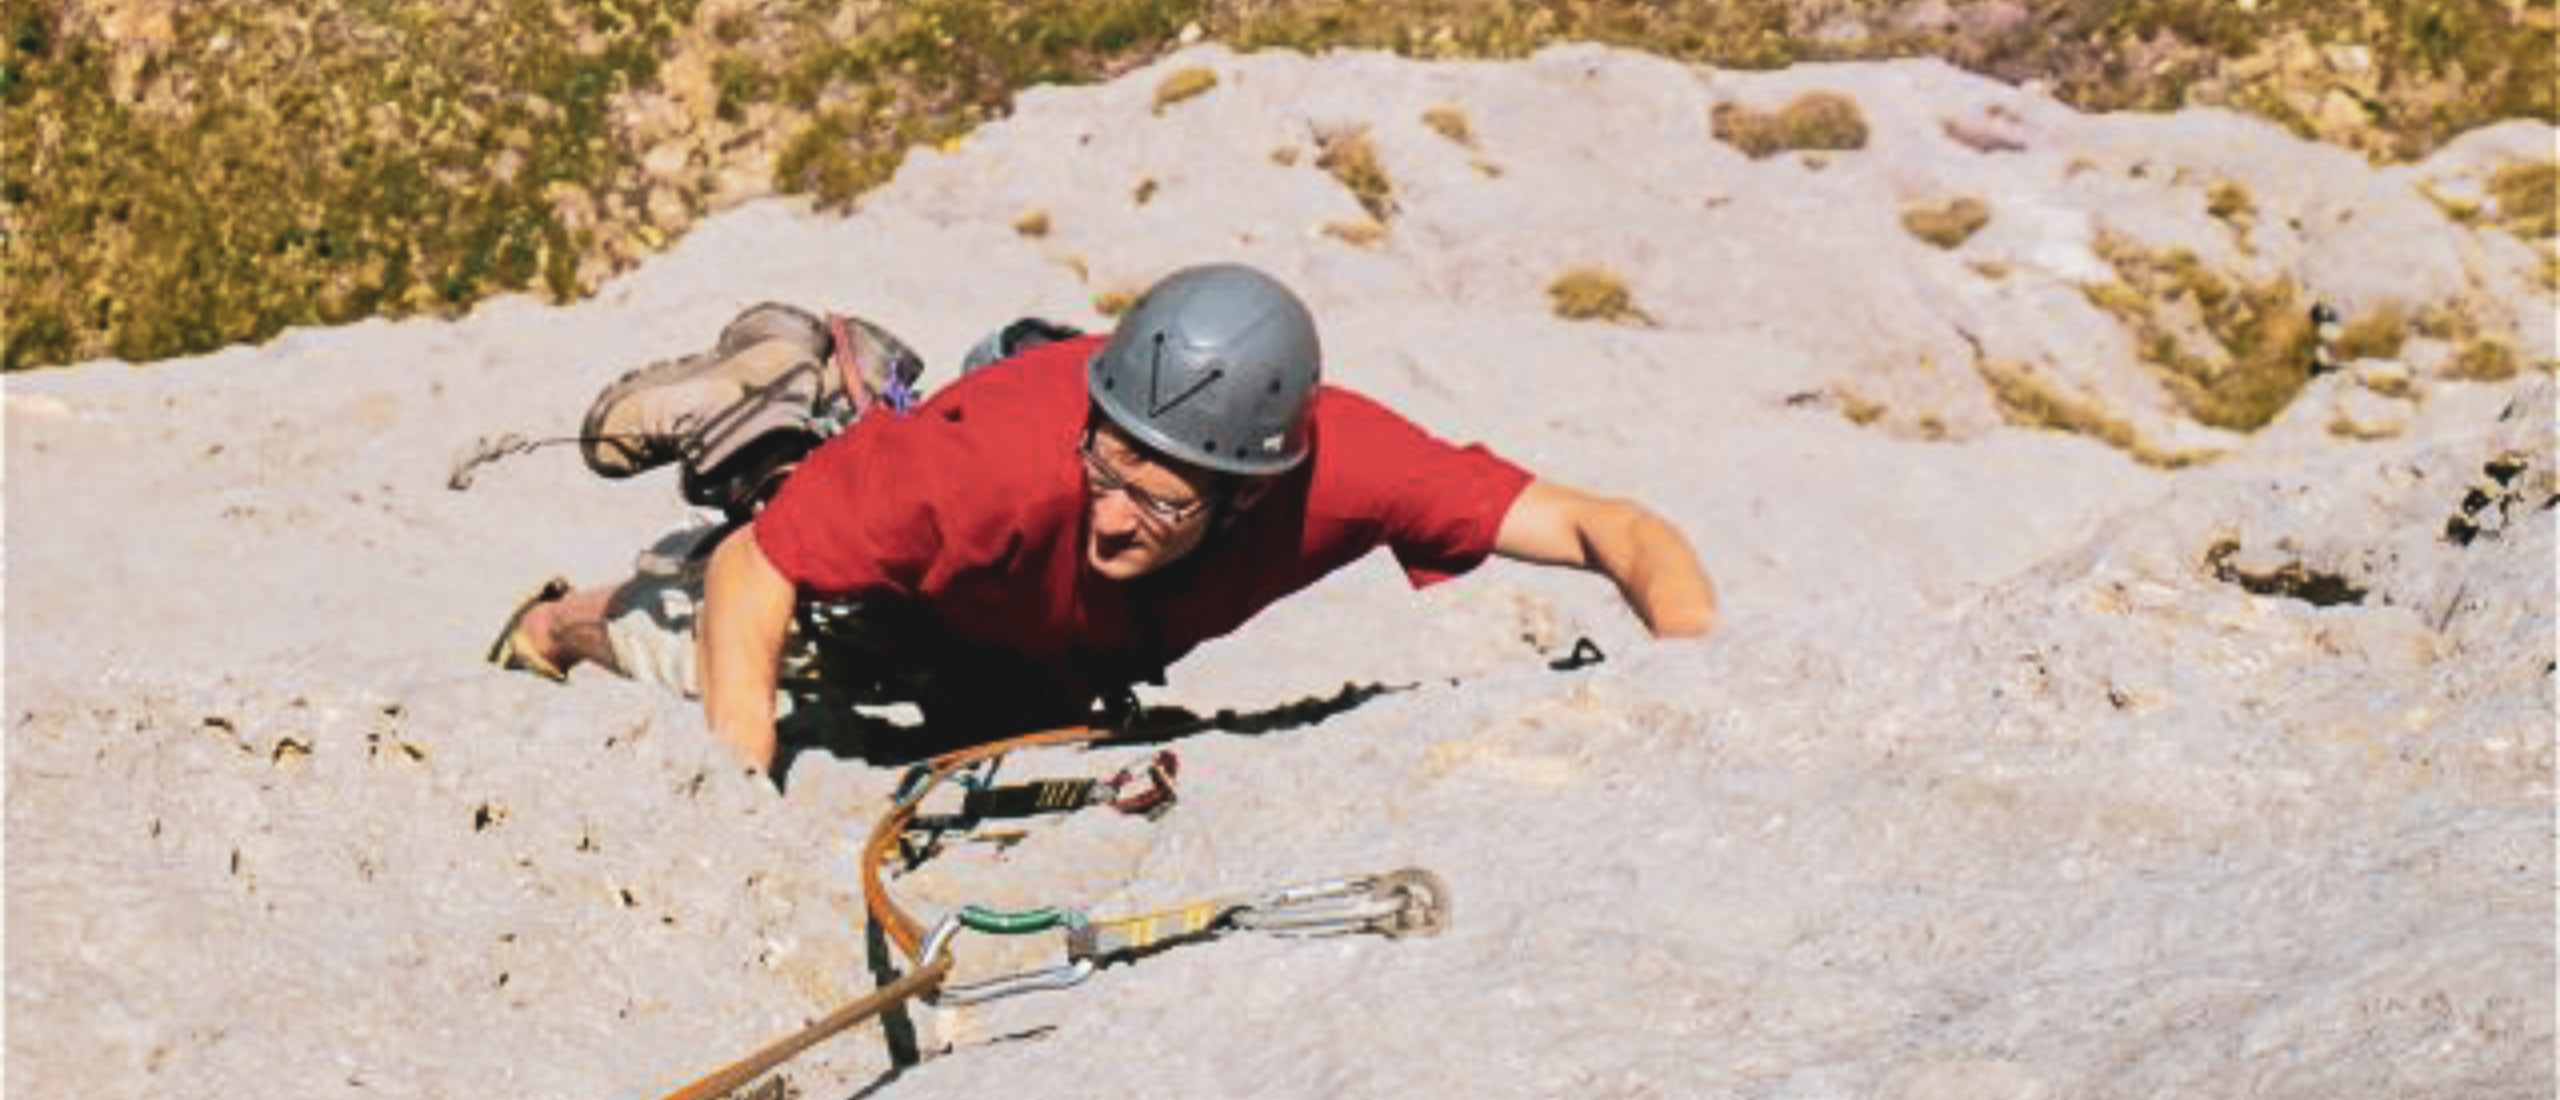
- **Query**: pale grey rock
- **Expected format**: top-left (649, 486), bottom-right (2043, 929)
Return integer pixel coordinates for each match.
top-left (4, 43), bottom-right (2550, 1100)
top-left (2354, 356), bottom-right (2417, 399)
top-left (2330, 379), bottom-right (2417, 440)
top-left (2401, 336), bottom-right (2459, 377)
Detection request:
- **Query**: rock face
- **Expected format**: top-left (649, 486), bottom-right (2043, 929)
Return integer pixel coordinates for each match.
top-left (5, 45), bottom-right (2552, 1100)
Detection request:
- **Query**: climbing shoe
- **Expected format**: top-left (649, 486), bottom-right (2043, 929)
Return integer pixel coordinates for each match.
top-left (487, 576), bottom-right (572, 682)
top-left (578, 304), bottom-right (925, 481)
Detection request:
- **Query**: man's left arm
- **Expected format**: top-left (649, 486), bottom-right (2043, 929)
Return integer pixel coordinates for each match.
top-left (1491, 481), bottom-right (1717, 638)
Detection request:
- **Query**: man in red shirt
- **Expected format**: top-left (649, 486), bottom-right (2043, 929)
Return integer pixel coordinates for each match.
top-left (495, 264), bottom-right (1714, 775)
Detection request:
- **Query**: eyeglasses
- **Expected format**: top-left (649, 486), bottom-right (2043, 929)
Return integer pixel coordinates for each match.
top-left (1079, 432), bottom-right (1212, 527)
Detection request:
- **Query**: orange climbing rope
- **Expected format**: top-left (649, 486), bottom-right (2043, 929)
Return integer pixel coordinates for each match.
top-left (660, 724), bottom-right (1107, 1100)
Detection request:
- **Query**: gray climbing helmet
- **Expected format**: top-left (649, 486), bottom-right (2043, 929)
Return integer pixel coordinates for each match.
top-left (1088, 263), bottom-right (1321, 476)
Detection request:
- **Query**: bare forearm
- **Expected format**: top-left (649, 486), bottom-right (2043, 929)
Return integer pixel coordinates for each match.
top-left (1587, 504), bottom-right (1718, 638)
top-left (699, 525), bottom-right (796, 771)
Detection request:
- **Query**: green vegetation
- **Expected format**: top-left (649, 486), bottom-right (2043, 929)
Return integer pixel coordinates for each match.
top-left (3, 0), bottom-right (691, 368)
top-left (1996, 0), bottom-right (2553, 158)
top-left (1710, 91), bottom-right (1869, 159)
top-left (1901, 196), bottom-right (1991, 249)
top-left (5, 0), bottom-right (2553, 369)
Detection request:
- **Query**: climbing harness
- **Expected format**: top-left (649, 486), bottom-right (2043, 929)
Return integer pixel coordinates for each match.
top-left (654, 725), bottom-right (1450, 1100)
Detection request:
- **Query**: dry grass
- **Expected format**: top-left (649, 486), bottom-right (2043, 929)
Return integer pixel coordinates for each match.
top-left (1547, 266), bottom-right (1651, 325)
top-left (1976, 358), bottom-right (2207, 467)
top-left (1323, 219), bottom-right (1389, 248)
top-left (2414, 300), bottom-right (2476, 340)
top-left (2419, 181), bottom-right (2486, 225)
top-left (1711, 91), bottom-right (1870, 159)
top-left (2332, 301), bottom-right (2408, 361)
top-left (1093, 289), bottom-right (1138, 318)
top-left (1836, 388), bottom-right (1888, 425)
top-left (2080, 281), bottom-right (2153, 323)
top-left (1902, 197), bottom-right (1992, 249)
top-left (2085, 234), bottom-right (2321, 432)
top-left (1422, 105), bottom-right (1476, 147)
top-left (1153, 66), bottom-right (1219, 114)
top-left (2490, 159), bottom-right (2557, 239)
top-left (1979, 358), bottom-right (2139, 450)
top-left (1014, 208), bottom-right (1052, 237)
top-left (1132, 177), bottom-right (1159, 205)
top-left (2450, 336), bottom-right (2521, 380)
top-left (1316, 126), bottom-right (1398, 222)
top-left (2206, 178), bottom-right (2256, 224)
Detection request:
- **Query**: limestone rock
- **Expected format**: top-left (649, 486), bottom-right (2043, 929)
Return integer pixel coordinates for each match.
top-left (4, 44), bottom-right (2548, 1100)
top-left (2330, 382), bottom-right (2415, 440)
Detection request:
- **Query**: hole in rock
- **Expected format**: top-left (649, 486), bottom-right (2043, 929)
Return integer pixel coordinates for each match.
top-left (2205, 539), bottom-right (2368, 607)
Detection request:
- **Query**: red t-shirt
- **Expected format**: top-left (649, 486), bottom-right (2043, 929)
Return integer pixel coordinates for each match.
top-left (754, 334), bottom-right (1532, 691)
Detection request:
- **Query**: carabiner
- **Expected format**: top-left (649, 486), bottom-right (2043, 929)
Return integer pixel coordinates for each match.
top-left (1103, 750), bottom-right (1180, 817)
top-left (934, 958), bottom-right (1096, 1006)
top-left (917, 904), bottom-right (1099, 1006)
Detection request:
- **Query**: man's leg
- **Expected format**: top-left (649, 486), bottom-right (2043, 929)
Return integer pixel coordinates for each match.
top-left (492, 524), bottom-right (723, 695)
top-left (510, 584), bottom-right (628, 678)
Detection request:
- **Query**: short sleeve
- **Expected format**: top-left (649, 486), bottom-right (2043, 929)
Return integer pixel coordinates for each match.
top-left (1312, 390), bottom-right (1533, 588)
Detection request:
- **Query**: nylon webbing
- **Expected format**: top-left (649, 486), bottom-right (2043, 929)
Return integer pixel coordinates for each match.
top-left (1066, 900), bottom-right (1237, 959)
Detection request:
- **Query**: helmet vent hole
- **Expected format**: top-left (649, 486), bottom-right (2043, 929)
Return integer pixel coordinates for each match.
top-left (1203, 441), bottom-right (1219, 453)
top-left (1267, 379), bottom-right (1282, 394)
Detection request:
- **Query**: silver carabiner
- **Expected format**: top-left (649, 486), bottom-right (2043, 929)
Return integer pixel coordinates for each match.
top-left (933, 958), bottom-right (1096, 1006)
top-left (1229, 868), bottom-right (1452, 938)
top-left (917, 911), bottom-right (1098, 1006)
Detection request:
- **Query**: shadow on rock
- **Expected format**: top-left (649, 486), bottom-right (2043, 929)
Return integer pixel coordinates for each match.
top-left (769, 678), bottom-right (1424, 785)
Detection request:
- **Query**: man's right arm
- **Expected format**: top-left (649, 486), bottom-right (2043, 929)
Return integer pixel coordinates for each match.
top-left (698, 523), bottom-right (797, 773)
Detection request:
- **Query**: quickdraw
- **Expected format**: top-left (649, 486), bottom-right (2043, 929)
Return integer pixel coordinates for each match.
top-left (659, 725), bottom-right (1103, 1100)
top-left (656, 726), bottom-right (1449, 1100)
top-left (927, 867), bottom-right (1451, 1008)
top-left (897, 749), bottom-right (1178, 865)
top-left (904, 748), bottom-right (1178, 831)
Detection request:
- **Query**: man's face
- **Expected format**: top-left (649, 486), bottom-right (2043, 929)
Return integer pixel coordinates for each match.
top-left (1081, 423), bottom-right (1225, 580)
